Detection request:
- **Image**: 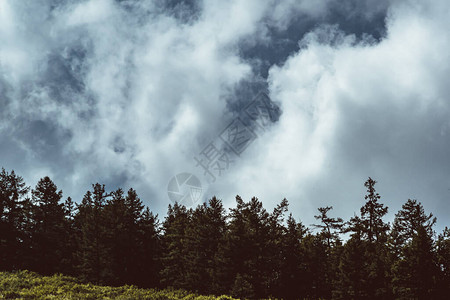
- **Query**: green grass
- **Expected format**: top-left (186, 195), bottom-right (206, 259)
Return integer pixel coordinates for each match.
top-left (0, 270), bottom-right (237, 300)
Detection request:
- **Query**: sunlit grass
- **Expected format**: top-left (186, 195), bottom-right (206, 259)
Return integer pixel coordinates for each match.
top-left (0, 270), bottom-right (237, 300)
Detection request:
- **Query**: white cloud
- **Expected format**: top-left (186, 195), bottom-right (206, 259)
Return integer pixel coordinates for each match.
top-left (0, 0), bottom-right (449, 230)
top-left (0, 0), bottom-right (265, 212)
top-left (218, 0), bottom-right (450, 227)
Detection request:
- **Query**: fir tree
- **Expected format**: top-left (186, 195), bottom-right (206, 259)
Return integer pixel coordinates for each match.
top-left (0, 168), bottom-right (31, 271)
top-left (278, 213), bottom-right (309, 299)
top-left (29, 176), bottom-right (66, 275)
top-left (340, 177), bottom-right (391, 299)
top-left (390, 199), bottom-right (438, 299)
top-left (184, 197), bottom-right (226, 294)
top-left (137, 206), bottom-right (161, 288)
top-left (159, 202), bottom-right (191, 289)
top-left (313, 206), bottom-right (344, 248)
top-left (75, 184), bottom-right (111, 284)
top-left (60, 196), bottom-right (77, 275)
top-left (436, 227), bottom-right (450, 298)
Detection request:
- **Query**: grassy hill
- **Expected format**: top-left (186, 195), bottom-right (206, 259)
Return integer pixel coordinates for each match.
top-left (0, 270), bottom-right (236, 300)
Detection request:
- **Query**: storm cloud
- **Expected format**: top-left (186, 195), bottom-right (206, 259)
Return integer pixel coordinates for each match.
top-left (0, 0), bottom-right (449, 230)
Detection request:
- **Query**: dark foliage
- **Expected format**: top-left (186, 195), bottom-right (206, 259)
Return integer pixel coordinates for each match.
top-left (1, 168), bottom-right (449, 299)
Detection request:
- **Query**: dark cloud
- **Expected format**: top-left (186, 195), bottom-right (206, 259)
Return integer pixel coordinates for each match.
top-left (239, 0), bottom-right (389, 78)
top-left (157, 0), bottom-right (202, 23)
top-left (41, 48), bottom-right (88, 101)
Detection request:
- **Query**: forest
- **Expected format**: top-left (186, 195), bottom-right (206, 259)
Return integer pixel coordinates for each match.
top-left (0, 167), bottom-right (449, 299)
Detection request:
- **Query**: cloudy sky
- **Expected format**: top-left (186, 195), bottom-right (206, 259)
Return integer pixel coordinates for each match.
top-left (1, 0), bottom-right (449, 230)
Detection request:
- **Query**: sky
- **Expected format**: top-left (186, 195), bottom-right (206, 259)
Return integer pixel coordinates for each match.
top-left (1, 0), bottom-right (449, 231)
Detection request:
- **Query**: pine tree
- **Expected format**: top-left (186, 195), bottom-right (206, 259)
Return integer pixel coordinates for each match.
top-left (159, 202), bottom-right (191, 289)
top-left (75, 184), bottom-right (111, 284)
top-left (310, 206), bottom-right (344, 299)
top-left (29, 176), bottom-right (67, 275)
top-left (183, 197), bottom-right (226, 294)
top-left (341, 212), bottom-right (366, 276)
top-left (300, 231), bottom-right (330, 299)
top-left (2, 166), bottom-right (450, 299)
top-left (313, 206), bottom-right (344, 248)
top-left (0, 168), bottom-right (31, 271)
top-left (390, 199), bottom-right (438, 299)
top-left (215, 196), bottom-right (273, 298)
top-left (60, 196), bottom-right (77, 275)
top-left (360, 178), bottom-right (389, 243)
top-left (137, 206), bottom-right (161, 288)
top-left (278, 213), bottom-right (309, 299)
top-left (102, 187), bottom-right (153, 286)
top-left (340, 177), bottom-right (391, 299)
top-left (336, 235), bottom-right (370, 299)
top-left (264, 198), bottom-right (289, 296)
top-left (122, 188), bottom-right (152, 286)
top-left (103, 188), bottom-right (128, 285)
top-left (436, 227), bottom-right (450, 298)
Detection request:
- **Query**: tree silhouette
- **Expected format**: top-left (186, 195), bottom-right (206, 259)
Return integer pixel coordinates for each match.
top-left (436, 227), bottom-right (450, 298)
top-left (0, 168), bottom-right (30, 271)
top-left (314, 206), bottom-right (344, 248)
top-left (390, 199), bottom-right (438, 298)
top-left (1, 167), bottom-right (450, 299)
top-left (29, 176), bottom-right (66, 275)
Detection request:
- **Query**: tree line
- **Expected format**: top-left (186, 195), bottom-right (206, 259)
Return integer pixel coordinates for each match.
top-left (0, 167), bottom-right (449, 299)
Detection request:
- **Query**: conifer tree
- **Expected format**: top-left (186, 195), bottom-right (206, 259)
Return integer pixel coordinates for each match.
top-left (159, 202), bottom-right (191, 289)
top-left (436, 227), bottom-right (450, 298)
top-left (336, 235), bottom-right (370, 299)
top-left (1, 166), bottom-right (450, 299)
top-left (0, 168), bottom-right (31, 271)
top-left (75, 184), bottom-right (111, 284)
top-left (300, 231), bottom-right (330, 299)
top-left (29, 176), bottom-right (67, 275)
top-left (103, 188), bottom-right (128, 285)
top-left (184, 197), bottom-right (226, 294)
top-left (137, 206), bottom-right (161, 288)
top-left (215, 196), bottom-right (272, 298)
top-left (122, 188), bottom-right (151, 285)
top-left (263, 199), bottom-right (289, 296)
top-left (360, 177), bottom-right (389, 243)
top-left (340, 178), bottom-right (391, 299)
top-left (314, 206), bottom-right (344, 248)
top-left (60, 196), bottom-right (77, 275)
top-left (311, 206), bottom-right (343, 299)
top-left (278, 213), bottom-right (309, 299)
top-left (390, 199), bottom-right (438, 298)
